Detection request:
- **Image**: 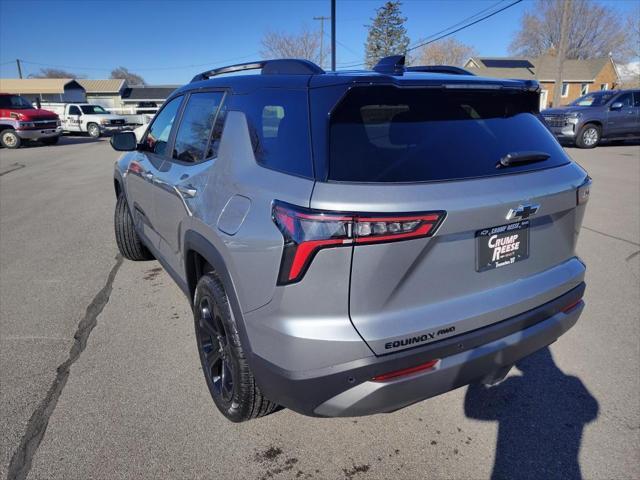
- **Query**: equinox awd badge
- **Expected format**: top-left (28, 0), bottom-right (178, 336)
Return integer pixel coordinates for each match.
top-left (506, 203), bottom-right (540, 221)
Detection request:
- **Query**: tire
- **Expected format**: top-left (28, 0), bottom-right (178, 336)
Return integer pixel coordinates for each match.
top-left (40, 136), bottom-right (59, 145)
top-left (194, 273), bottom-right (278, 422)
top-left (114, 193), bottom-right (153, 261)
top-left (576, 124), bottom-right (601, 148)
top-left (87, 123), bottom-right (101, 138)
top-left (0, 129), bottom-right (21, 149)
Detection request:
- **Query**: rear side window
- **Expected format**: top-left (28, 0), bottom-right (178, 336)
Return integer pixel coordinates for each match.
top-left (172, 91), bottom-right (225, 163)
top-left (233, 89), bottom-right (312, 178)
top-left (328, 87), bottom-right (569, 183)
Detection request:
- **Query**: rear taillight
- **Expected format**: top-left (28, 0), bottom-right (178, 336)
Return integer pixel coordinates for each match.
top-left (272, 201), bottom-right (445, 285)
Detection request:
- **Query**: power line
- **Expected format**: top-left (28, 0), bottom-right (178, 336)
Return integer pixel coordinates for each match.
top-left (407, 0), bottom-right (523, 53)
top-left (339, 0), bottom-right (523, 69)
top-left (407, 0), bottom-right (507, 50)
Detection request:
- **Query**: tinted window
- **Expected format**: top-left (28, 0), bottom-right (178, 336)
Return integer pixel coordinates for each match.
top-left (234, 89), bottom-right (312, 178)
top-left (172, 92), bottom-right (224, 163)
top-left (570, 92), bottom-right (615, 106)
top-left (141, 96), bottom-right (182, 156)
top-left (80, 105), bottom-right (108, 114)
top-left (0, 95), bottom-right (33, 109)
top-left (68, 106), bottom-right (81, 115)
top-left (208, 102), bottom-right (227, 159)
top-left (634, 92), bottom-right (640, 107)
top-left (615, 93), bottom-right (633, 107)
top-left (328, 87), bottom-right (569, 183)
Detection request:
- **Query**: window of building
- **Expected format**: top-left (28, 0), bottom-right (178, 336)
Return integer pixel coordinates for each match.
top-left (600, 83), bottom-right (609, 91)
top-left (561, 83), bottom-right (570, 97)
top-left (580, 83), bottom-right (589, 95)
top-left (172, 92), bottom-right (225, 163)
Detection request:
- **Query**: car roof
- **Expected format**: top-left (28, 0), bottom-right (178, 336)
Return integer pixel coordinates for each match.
top-left (175, 57), bottom-right (540, 96)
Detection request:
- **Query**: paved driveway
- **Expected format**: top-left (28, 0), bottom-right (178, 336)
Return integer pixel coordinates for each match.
top-left (1, 139), bottom-right (638, 480)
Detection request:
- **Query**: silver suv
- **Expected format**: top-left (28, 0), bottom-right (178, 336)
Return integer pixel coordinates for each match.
top-left (110, 56), bottom-right (591, 422)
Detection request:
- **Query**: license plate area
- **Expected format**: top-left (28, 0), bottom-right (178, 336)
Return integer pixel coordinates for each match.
top-left (476, 220), bottom-right (530, 272)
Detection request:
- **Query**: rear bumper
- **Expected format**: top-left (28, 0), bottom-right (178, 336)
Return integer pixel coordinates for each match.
top-left (16, 127), bottom-right (62, 140)
top-left (251, 282), bottom-right (585, 417)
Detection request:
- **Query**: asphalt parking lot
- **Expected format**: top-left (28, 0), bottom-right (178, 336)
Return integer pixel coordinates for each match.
top-left (1, 137), bottom-right (638, 480)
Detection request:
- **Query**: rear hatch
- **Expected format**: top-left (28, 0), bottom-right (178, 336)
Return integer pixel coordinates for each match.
top-left (311, 84), bottom-right (589, 355)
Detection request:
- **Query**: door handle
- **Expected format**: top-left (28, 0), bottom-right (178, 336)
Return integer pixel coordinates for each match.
top-left (176, 185), bottom-right (198, 198)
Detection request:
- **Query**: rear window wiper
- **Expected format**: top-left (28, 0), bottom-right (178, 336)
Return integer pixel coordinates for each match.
top-left (497, 151), bottom-right (550, 168)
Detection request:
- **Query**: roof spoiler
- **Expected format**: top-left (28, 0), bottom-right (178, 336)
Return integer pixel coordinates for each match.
top-left (373, 55), bottom-right (475, 76)
top-left (191, 59), bottom-right (324, 82)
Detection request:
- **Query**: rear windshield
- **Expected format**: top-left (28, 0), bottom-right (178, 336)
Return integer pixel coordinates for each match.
top-left (328, 87), bottom-right (569, 183)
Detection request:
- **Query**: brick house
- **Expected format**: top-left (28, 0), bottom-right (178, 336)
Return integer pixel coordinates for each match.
top-left (464, 55), bottom-right (621, 110)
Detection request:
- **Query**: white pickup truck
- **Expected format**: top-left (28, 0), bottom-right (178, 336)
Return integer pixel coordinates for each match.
top-left (38, 103), bottom-right (130, 138)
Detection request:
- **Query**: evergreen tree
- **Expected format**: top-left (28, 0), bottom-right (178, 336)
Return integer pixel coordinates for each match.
top-left (364, 1), bottom-right (410, 69)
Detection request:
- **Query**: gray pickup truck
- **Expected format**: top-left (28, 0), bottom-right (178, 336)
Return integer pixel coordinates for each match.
top-left (542, 89), bottom-right (639, 148)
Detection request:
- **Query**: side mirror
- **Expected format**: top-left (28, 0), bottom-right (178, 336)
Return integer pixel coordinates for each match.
top-left (110, 131), bottom-right (137, 151)
top-left (610, 102), bottom-right (623, 111)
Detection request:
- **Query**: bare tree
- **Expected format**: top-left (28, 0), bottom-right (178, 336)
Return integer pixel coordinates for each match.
top-left (509, 0), bottom-right (633, 61)
top-left (261, 27), bottom-right (328, 65)
top-left (28, 68), bottom-right (83, 78)
top-left (412, 38), bottom-right (477, 67)
top-left (623, 10), bottom-right (640, 61)
top-left (110, 67), bottom-right (146, 86)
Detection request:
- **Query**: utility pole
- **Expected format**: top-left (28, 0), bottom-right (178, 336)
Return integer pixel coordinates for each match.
top-left (331, 0), bottom-right (336, 71)
top-left (16, 59), bottom-right (23, 79)
top-left (313, 15), bottom-right (330, 68)
top-left (552, 0), bottom-right (572, 108)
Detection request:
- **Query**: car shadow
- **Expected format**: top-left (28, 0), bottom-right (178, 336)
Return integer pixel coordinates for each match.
top-left (463, 347), bottom-right (599, 480)
top-left (26, 136), bottom-right (106, 148)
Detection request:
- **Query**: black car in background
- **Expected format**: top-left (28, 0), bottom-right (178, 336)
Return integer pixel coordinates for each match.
top-left (542, 89), bottom-right (640, 148)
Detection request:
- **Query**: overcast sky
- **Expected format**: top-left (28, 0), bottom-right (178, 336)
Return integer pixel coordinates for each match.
top-left (1, 0), bottom-right (637, 84)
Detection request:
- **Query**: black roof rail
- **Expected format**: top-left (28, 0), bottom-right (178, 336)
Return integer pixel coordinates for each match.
top-left (191, 59), bottom-right (324, 82)
top-left (406, 65), bottom-right (475, 76)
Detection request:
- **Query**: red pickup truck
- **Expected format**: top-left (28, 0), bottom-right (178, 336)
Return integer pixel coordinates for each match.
top-left (0, 93), bottom-right (62, 148)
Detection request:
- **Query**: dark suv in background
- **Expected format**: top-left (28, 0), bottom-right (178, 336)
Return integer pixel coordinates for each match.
top-left (542, 89), bottom-right (640, 148)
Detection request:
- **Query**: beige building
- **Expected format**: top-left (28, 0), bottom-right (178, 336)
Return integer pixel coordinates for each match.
top-left (77, 79), bottom-right (127, 110)
top-left (464, 56), bottom-right (621, 110)
top-left (0, 78), bottom-right (86, 103)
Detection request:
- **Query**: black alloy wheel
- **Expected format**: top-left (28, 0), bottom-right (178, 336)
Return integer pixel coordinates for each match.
top-left (196, 296), bottom-right (237, 407)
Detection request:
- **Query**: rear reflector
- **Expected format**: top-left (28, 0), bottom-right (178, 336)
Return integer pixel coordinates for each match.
top-left (577, 176), bottom-right (591, 205)
top-left (272, 201), bottom-right (445, 284)
top-left (372, 359), bottom-right (440, 382)
top-left (562, 299), bottom-right (583, 313)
